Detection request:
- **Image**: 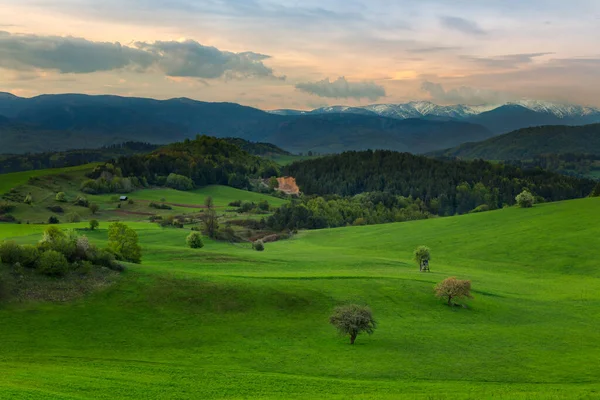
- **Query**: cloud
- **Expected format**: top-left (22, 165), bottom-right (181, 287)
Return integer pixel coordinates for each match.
top-left (0, 31), bottom-right (280, 80)
top-left (295, 77), bottom-right (386, 101)
top-left (421, 81), bottom-right (513, 105)
top-left (407, 46), bottom-right (462, 54)
top-left (0, 31), bottom-right (153, 73)
top-left (134, 40), bottom-right (282, 79)
top-left (440, 16), bottom-right (487, 35)
top-left (462, 53), bottom-right (553, 69)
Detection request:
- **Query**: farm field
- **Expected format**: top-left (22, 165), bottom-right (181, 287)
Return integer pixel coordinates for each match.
top-left (1, 197), bottom-right (600, 398)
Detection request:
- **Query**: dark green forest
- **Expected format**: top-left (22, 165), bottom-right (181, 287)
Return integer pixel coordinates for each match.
top-left (284, 150), bottom-right (596, 217)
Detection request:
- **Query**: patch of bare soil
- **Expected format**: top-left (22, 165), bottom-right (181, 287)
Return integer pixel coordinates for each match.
top-left (277, 176), bottom-right (300, 195)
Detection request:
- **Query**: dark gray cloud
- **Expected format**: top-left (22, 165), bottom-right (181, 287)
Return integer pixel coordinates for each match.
top-left (421, 81), bottom-right (513, 104)
top-left (440, 16), bottom-right (487, 35)
top-left (134, 40), bottom-right (281, 79)
top-left (462, 52), bottom-right (553, 69)
top-left (0, 31), bottom-right (153, 73)
top-left (0, 31), bottom-right (279, 80)
top-left (296, 77), bottom-right (386, 101)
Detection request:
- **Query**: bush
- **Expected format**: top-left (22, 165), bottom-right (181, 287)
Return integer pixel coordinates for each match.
top-left (0, 214), bottom-right (17, 223)
top-left (74, 196), bottom-right (89, 207)
top-left (165, 173), bottom-right (194, 191)
top-left (186, 232), bottom-right (204, 249)
top-left (470, 204), bottom-right (490, 213)
top-left (228, 200), bottom-right (242, 207)
top-left (108, 222), bottom-right (142, 264)
top-left (19, 245), bottom-right (40, 268)
top-left (516, 190), bottom-right (535, 208)
top-left (47, 205), bottom-right (64, 213)
top-left (55, 192), bottom-right (67, 202)
top-left (88, 248), bottom-right (117, 270)
top-left (239, 202), bottom-right (256, 213)
top-left (0, 241), bottom-right (23, 265)
top-left (24, 193), bottom-right (33, 205)
top-left (149, 202), bottom-right (172, 210)
top-left (66, 212), bottom-right (81, 223)
top-left (258, 200), bottom-right (270, 211)
top-left (89, 219), bottom-right (99, 230)
top-left (89, 203), bottom-right (100, 214)
top-left (48, 216), bottom-right (60, 224)
top-left (0, 203), bottom-right (15, 214)
top-left (37, 250), bottom-right (70, 277)
top-left (253, 240), bottom-right (265, 252)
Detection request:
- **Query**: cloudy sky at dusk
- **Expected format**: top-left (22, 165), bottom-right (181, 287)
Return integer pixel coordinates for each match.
top-left (1, 0), bottom-right (600, 109)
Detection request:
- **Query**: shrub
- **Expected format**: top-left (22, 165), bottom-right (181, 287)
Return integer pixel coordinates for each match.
top-left (128, 199), bottom-right (134, 205)
top-left (23, 193), bottom-right (33, 205)
top-left (0, 203), bottom-right (15, 214)
top-left (186, 232), bottom-right (204, 249)
top-left (470, 204), bottom-right (490, 213)
top-left (239, 202), bottom-right (256, 213)
top-left (165, 173), bottom-right (194, 191)
top-left (253, 240), bottom-right (265, 252)
top-left (228, 200), bottom-right (242, 207)
top-left (47, 205), bottom-right (64, 213)
top-left (89, 219), bottom-right (99, 230)
top-left (149, 202), bottom-right (172, 210)
top-left (516, 190), bottom-right (535, 208)
top-left (258, 200), bottom-right (270, 211)
top-left (89, 203), bottom-right (100, 214)
top-left (19, 245), bottom-right (40, 268)
top-left (74, 196), bottom-right (89, 207)
top-left (590, 183), bottom-right (600, 198)
top-left (37, 250), bottom-right (70, 277)
top-left (55, 192), bottom-right (67, 202)
top-left (48, 216), bottom-right (60, 224)
top-left (66, 212), bottom-right (81, 223)
top-left (88, 248), bottom-right (117, 269)
top-left (0, 241), bottom-right (23, 265)
top-left (0, 214), bottom-right (17, 223)
top-left (329, 304), bottom-right (376, 344)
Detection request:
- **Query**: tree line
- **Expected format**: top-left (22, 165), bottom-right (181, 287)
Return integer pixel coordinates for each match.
top-left (284, 150), bottom-right (596, 216)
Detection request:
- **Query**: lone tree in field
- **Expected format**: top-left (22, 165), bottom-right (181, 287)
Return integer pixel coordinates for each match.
top-left (329, 304), bottom-right (377, 345)
top-left (108, 222), bottom-right (141, 264)
top-left (89, 203), bottom-right (99, 214)
top-left (414, 245), bottom-right (431, 272)
top-left (201, 196), bottom-right (219, 239)
top-left (89, 219), bottom-right (99, 231)
top-left (186, 232), bottom-right (204, 249)
top-left (435, 277), bottom-right (473, 306)
top-left (516, 189), bottom-right (535, 208)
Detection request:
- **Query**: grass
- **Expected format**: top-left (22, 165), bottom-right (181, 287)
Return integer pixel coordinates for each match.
top-left (1, 198), bottom-right (600, 398)
top-left (0, 164), bottom-right (100, 195)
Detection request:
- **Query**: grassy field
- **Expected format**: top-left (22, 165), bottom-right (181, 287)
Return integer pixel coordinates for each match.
top-left (0, 164), bottom-right (100, 195)
top-left (1, 197), bottom-right (600, 398)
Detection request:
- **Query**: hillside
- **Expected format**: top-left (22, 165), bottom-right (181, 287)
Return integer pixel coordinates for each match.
top-left (433, 123), bottom-right (600, 159)
top-left (0, 93), bottom-right (492, 154)
top-left (2, 197), bottom-right (600, 398)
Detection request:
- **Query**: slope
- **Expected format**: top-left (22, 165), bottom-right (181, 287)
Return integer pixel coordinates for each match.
top-left (1, 198), bottom-right (600, 398)
top-left (433, 123), bottom-right (600, 160)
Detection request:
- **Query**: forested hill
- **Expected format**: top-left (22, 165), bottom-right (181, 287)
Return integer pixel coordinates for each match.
top-left (114, 136), bottom-right (280, 188)
top-left (222, 138), bottom-right (290, 156)
top-left (284, 150), bottom-right (596, 216)
top-left (432, 123), bottom-right (600, 160)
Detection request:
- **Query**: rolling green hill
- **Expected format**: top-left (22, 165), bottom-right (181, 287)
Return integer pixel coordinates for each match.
top-left (433, 123), bottom-right (600, 160)
top-left (2, 197), bottom-right (600, 398)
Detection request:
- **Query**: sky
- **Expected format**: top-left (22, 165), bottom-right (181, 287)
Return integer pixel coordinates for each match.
top-left (1, 0), bottom-right (600, 110)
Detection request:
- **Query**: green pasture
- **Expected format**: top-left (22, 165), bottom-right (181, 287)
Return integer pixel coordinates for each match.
top-left (1, 198), bottom-right (600, 398)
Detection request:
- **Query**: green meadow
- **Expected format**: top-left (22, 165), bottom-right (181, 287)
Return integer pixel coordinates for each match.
top-left (1, 196), bottom-right (600, 399)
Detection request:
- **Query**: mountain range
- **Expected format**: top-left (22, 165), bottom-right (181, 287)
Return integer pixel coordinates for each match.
top-left (271, 100), bottom-right (600, 134)
top-left (0, 92), bottom-right (493, 154)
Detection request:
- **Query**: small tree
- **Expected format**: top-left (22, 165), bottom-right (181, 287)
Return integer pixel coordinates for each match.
top-left (414, 245), bottom-right (431, 272)
top-left (329, 304), bottom-right (376, 345)
top-left (55, 192), bottom-right (67, 202)
top-left (590, 183), bottom-right (600, 198)
top-left (48, 216), bottom-right (60, 224)
top-left (202, 196), bottom-right (219, 239)
top-left (435, 277), bottom-right (473, 306)
top-left (269, 176), bottom-right (279, 190)
top-left (186, 232), bottom-right (204, 249)
top-left (108, 222), bottom-right (142, 264)
top-left (253, 240), bottom-right (265, 251)
top-left (89, 219), bottom-right (99, 231)
top-left (89, 203), bottom-right (99, 214)
top-left (516, 190), bottom-right (535, 208)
